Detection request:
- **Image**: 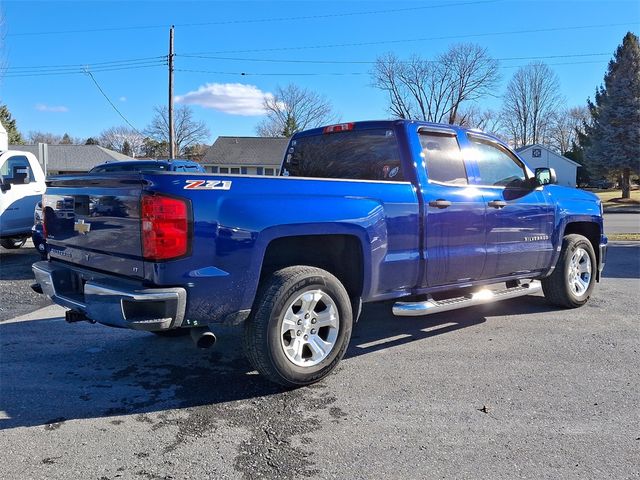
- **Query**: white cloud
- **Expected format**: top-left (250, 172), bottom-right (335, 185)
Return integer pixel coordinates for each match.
top-left (119, 96), bottom-right (127, 102)
top-left (176, 83), bottom-right (271, 116)
top-left (35, 103), bottom-right (69, 113)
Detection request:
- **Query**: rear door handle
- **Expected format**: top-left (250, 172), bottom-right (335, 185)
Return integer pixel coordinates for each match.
top-left (488, 200), bottom-right (507, 209)
top-left (428, 199), bottom-right (452, 209)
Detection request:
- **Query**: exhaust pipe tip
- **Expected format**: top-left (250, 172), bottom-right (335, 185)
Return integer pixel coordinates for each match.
top-left (190, 328), bottom-right (216, 349)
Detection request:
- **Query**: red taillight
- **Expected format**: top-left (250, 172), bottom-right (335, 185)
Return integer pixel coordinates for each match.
top-left (322, 122), bottom-right (354, 134)
top-left (141, 194), bottom-right (190, 261)
top-left (41, 196), bottom-right (47, 239)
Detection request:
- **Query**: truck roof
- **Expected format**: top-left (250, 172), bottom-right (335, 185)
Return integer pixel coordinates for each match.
top-left (292, 119), bottom-right (484, 138)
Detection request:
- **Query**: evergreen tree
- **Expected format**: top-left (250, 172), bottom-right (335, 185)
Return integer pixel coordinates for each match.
top-left (60, 133), bottom-right (73, 144)
top-left (583, 32), bottom-right (640, 198)
top-left (122, 140), bottom-right (132, 157)
top-left (85, 137), bottom-right (99, 145)
top-left (0, 104), bottom-right (24, 144)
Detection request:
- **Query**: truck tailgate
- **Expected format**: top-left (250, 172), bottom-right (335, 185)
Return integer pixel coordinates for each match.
top-left (43, 175), bottom-right (145, 278)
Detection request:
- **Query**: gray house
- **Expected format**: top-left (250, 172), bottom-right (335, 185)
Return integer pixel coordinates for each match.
top-left (9, 144), bottom-right (133, 175)
top-left (202, 137), bottom-right (289, 176)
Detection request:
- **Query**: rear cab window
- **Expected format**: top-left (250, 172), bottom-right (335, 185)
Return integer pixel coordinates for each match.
top-left (283, 127), bottom-right (405, 182)
top-left (418, 130), bottom-right (468, 185)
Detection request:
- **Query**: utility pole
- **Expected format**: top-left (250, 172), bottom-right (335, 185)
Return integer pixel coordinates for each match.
top-left (168, 25), bottom-right (176, 159)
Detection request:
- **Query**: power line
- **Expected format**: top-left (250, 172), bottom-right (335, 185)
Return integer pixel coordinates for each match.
top-left (3, 63), bottom-right (166, 78)
top-left (185, 22), bottom-right (635, 55)
top-left (177, 52), bottom-right (613, 65)
top-left (5, 56), bottom-right (166, 70)
top-left (84, 69), bottom-right (143, 134)
top-left (175, 60), bottom-right (608, 78)
top-left (6, 0), bottom-right (499, 37)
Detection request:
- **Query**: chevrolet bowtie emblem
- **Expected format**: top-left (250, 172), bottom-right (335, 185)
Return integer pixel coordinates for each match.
top-left (74, 219), bottom-right (91, 235)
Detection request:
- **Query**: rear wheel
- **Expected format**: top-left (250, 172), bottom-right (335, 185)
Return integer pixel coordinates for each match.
top-left (542, 234), bottom-right (596, 308)
top-left (1, 237), bottom-right (27, 249)
top-left (245, 266), bottom-right (353, 387)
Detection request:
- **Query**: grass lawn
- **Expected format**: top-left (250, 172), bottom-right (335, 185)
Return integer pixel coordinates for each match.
top-left (608, 233), bottom-right (640, 241)
top-left (592, 189), bottom-right (640, 211)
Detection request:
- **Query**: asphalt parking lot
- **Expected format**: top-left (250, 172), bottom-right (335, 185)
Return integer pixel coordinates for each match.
top-left (1, 242), bottom-right (638, 480)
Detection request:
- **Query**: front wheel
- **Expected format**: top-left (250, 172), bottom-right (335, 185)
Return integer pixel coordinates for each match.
top-left (542, 234), bottom-right (597, 308)
top-left (244, 266), bottom-right (353, 387)
top-left (1, 237), bottom-right (28, 249)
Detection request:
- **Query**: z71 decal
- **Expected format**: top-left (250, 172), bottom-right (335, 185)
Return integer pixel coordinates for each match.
top-left (184, 180), bottom-right (232, 190)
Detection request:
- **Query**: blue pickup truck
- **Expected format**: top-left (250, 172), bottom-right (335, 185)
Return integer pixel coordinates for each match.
top-left (32, 120), bottom-right (607, 386)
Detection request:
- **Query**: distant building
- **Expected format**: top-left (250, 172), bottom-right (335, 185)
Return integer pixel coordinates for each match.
top-left (202, 137), bottom-right (289, 176)
top-left (516, 144), bottom-right (580, 188)
top-left (9, 144), bottom-right (134, 175)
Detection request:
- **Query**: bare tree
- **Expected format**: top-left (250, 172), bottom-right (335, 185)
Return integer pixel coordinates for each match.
top-left (256, 84), bottom-right (336, 137)
top-left (146, 105), bottom-right (210, 156)
top-left (99, 126), bottom-right (145, 157)
top-left (547, 106), bottom-right (590, 154)
top-left (27, 131), bottom-right (63, 144)
top-left (457, 106), bottom-right (505, 138)
top-left (501, 62), bottom-right (564, 148)
top-left (372, 43), bottom-right (500, 124)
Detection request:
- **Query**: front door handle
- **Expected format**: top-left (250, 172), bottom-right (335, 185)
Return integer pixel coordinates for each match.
top-left (428, 199), bottom-right (452, 209)
top-left (488, 200), bottom-right (507, 209)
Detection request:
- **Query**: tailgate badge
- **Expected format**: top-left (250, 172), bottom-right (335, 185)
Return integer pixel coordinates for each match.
top-left (74, 219), bottom-right (91, 235)
top-left (184, 179), bottom-right (232, 190)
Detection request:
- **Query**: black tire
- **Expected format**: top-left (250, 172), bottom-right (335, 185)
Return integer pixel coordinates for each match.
top-left (542, 234), bottom-right (597, 308)
top-left (151, 329), bottom-right (190, 337)
top-left (244, 266), bottom-right (353, 387)
top-left (1, 237), bottom-right (27, 249)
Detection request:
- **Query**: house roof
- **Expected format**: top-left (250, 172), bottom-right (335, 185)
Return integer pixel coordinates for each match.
top-left (515, 144), bottom-right (581, 167)
top-left (203, 136), bottom-right (289, 166)
top-left (8, 144), bottom-right (134, 171)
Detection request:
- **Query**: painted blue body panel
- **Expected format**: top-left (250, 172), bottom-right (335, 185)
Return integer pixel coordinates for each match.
top-left (40, 120), bottom-right (606, 327)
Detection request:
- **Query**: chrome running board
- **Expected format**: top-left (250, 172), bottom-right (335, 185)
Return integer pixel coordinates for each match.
top-left (392, 281), bottom-right (542, 317)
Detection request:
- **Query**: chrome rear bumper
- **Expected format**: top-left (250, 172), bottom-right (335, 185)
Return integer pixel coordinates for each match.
top-left (33, 261), bottom-right (186, 331)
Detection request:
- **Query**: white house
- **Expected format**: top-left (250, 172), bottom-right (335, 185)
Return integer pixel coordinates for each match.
top-left (516, 144), bottom-right (580, 188)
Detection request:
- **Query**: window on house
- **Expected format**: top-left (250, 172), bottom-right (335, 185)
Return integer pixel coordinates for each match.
top-left (230, 167), bottom-right (240, 174)
top-left (219, 167), bottom-right (229, 174)
top-left (264, 168), bottom-right (275, 176)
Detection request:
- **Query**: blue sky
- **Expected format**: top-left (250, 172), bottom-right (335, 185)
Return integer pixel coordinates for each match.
top-left (1, 0), bottom-right (638, 142)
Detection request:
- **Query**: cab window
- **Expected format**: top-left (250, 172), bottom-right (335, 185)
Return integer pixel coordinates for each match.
top-left (469, 136), bottom-right (527, 187)
top-left (285, 128), bottom-right (405, 181)
top-left (0, 155), bottom-right (35, 184)
top-left (419, 131), bottom-right (467, 185)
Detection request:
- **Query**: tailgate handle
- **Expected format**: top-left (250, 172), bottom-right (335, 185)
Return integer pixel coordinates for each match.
top-left (428, 199), bottom-right (452, 209)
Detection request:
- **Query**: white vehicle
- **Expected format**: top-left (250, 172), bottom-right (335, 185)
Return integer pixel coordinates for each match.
top-left (0, 123), bottom-right (46, 249)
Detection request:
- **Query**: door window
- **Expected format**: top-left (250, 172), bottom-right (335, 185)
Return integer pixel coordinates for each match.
top-left (0, 155), bottom-right (35, 184)
top-left (419, 131), bottom-right (468, 185)
top-left (469, 137), bottom-right (527, 187)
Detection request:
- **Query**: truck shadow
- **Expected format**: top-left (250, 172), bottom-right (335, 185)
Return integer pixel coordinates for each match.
top-left (0, 247), bottom-right (41, 281)
top-left (0, 295), bottom-right (555, 430)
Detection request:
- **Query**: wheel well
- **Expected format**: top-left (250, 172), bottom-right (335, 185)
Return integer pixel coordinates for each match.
top-left (563, 221), bottom-right (601, 262)
top-left (261, 235), bottom-right (364, 299)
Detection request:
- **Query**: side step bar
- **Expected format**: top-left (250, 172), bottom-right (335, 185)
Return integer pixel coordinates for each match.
top-left (392, 281), bottom-right (542, 317)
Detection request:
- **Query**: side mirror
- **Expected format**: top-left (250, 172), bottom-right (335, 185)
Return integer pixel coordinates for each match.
top-left (535, 167), bottom-right (557, 186)
top-left (0, 177), bottom-right (11, 192)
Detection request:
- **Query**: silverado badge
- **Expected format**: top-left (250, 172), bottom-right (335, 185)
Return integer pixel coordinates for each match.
top-left (74, 219), bottom-right (91, 235)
